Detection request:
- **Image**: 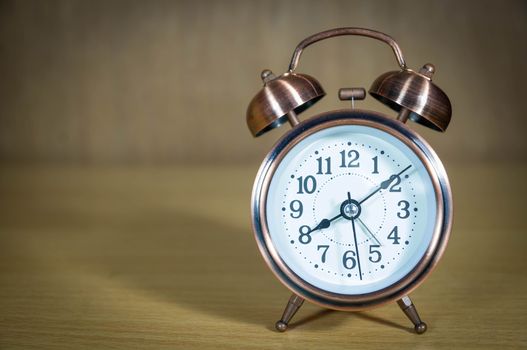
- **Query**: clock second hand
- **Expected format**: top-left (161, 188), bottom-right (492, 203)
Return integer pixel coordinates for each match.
top-left (347, 192), bottom-right (363, 281)
top-left (356, 217), bottom-right (382, 246)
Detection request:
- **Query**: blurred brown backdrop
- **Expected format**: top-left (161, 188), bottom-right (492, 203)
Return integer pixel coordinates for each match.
top-left (1, 0), bottom-right (526, 165)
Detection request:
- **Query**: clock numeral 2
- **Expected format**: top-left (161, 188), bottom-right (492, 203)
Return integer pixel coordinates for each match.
top-left (340, 150), bottom-right (360, 168)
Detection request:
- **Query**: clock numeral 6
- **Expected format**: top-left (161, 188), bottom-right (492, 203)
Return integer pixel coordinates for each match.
top-left (342, 250), bottom-right (357, 269)
top-left (296, 175), bottom-right (317, 194)
top-left (368, 245), bottom-right (382, 263)
top-left (289, 200), bottom-right (303, 218)
top-left (298, 225), bottom-right (312, 244)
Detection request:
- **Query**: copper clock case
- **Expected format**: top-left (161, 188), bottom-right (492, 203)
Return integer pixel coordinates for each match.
top-left (251, 109), bottom-right (452, 311)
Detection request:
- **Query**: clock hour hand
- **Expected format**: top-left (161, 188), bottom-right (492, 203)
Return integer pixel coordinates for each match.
top-left (359, 164), bottom-right (412, 204)
top-left (308, 213), bottom-right (342, 233)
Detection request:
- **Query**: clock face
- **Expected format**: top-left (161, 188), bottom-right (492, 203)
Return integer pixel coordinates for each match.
top-left (264, 122), bottom-right (439, 296)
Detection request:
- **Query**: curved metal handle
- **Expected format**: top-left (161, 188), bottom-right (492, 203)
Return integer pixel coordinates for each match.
top-left (288, 27), bottom-right (407, 72)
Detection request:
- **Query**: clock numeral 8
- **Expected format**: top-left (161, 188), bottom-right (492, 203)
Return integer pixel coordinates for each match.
top-left (298, 225), bottom-right (312, 244)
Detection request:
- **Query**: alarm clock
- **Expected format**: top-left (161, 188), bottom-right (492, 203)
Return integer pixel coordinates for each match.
top-left (246, 28), bottom-right (452, 334)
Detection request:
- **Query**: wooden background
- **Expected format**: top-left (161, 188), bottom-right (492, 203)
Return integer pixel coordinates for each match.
top-left (0, 0), bottom-right (526, 164)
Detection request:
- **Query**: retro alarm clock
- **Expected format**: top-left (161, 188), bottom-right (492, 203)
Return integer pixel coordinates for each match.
top-left (246, 28), bottom-right (452, 333)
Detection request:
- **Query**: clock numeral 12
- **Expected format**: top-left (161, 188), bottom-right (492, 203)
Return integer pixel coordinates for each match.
top-left (340, 150), bottom-right (360, 168)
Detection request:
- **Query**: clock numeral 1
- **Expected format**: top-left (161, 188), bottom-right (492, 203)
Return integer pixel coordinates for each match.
top-left (296, 175), bottom-right (317, 194)
top-left (317, 245), bottom-right (329, 263)
top-left (388, 226), bottom-right (400, 244)
top-left (340, 150), bottom-right (360, 168)
top-left (316, 157), bottom-right (332, 175)
top-left (372, 156), bottom-right (379, 174)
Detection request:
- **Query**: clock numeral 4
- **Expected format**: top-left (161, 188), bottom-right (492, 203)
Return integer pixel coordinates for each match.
top-left (388, 226), bottom-right (400, 244)
top-left (368, 244), bottom-right (382, 263)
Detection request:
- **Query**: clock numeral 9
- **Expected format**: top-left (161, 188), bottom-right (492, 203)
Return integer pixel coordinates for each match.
top-left (296, 175), bottom-right (317, 194)
top-left (316, 157), bottom-right (332, 175)
top-left (368, 245), bottom-right (382, 263)
top-left (342, 250), bottom-right (357, 269)
top-left (298, 225), bottom-right (312, 244)
top-left (289, 200), bottom-right (303, 218)
top-left (397, 200), bottom-right (410, 219)
top-left (340, 150), bottom-right (360, 168)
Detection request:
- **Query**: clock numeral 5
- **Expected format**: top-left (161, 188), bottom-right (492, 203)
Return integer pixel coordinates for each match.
top-left (368, 244), bottom-right (382, 263)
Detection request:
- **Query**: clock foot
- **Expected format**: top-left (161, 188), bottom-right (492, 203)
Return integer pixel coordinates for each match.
top-left (275, 294), bottom-right (305, 332)
top-left (397, 295), bottom-right (427, 334)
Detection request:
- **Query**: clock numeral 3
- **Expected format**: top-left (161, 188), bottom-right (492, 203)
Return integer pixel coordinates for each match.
top-left (397, 200), bottom-right (410, 219)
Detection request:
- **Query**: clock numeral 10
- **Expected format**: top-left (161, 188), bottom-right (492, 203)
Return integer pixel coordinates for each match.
top-left (296, 176), bottom-right (317, 194)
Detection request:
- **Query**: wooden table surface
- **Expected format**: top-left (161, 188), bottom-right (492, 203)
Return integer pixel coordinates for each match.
top-left (0, 164), bottom-right (525, 349)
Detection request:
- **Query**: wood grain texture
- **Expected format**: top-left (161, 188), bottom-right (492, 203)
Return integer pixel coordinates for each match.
top-left (0, 163), bottom-right (525, 349)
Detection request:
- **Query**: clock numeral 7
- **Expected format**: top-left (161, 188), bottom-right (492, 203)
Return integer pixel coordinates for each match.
top-left (317, 245), bottom-right (329, 263)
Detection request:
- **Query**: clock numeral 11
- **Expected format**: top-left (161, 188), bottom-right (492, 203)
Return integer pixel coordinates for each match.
top-left (316, 157), bottom-right (332, 175)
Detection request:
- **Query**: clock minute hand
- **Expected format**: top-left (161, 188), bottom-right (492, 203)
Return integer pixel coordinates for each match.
top-left (359, 164), bottom-right (412, 205)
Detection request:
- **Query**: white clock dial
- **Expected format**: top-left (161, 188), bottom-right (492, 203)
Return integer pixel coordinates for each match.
top-left (266, 124), bottom-right (437, 295)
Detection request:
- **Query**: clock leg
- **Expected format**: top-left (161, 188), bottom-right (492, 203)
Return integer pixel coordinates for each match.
top-left (275, 294), bottom-right (305, 332)
top-left (397, 295), bottom-right (427, 334)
